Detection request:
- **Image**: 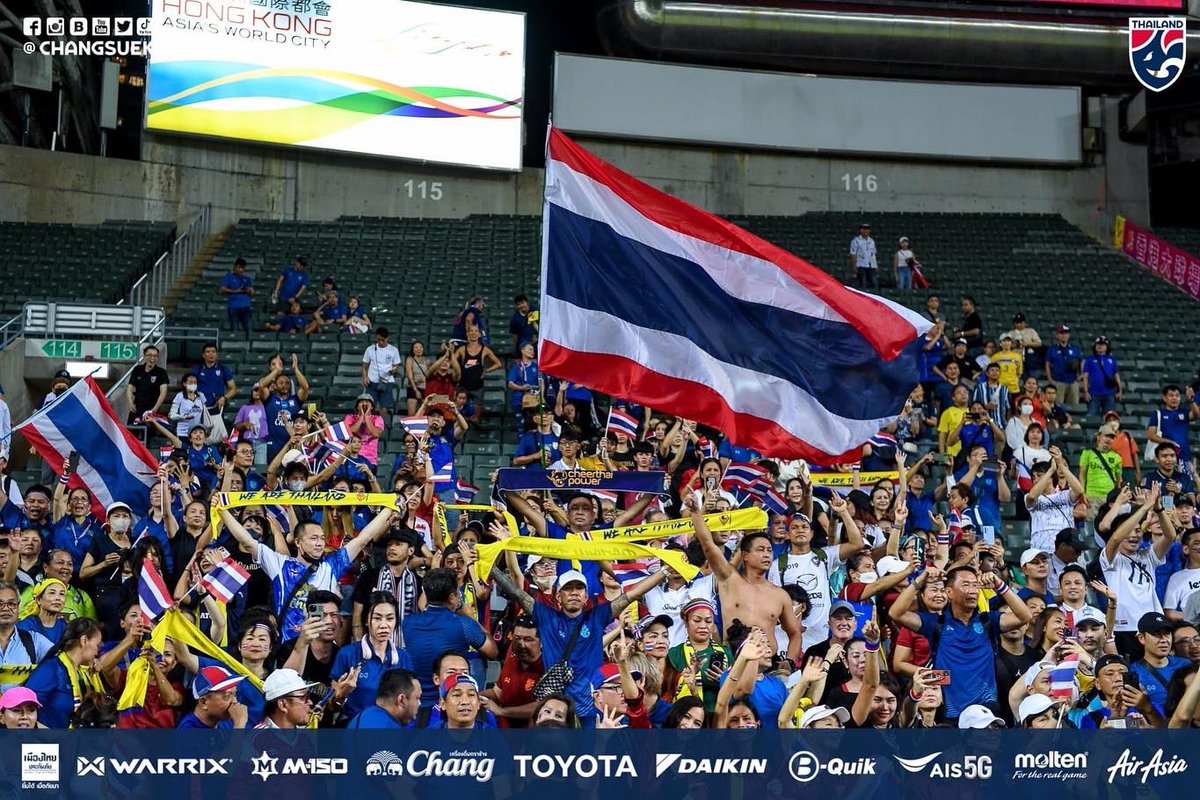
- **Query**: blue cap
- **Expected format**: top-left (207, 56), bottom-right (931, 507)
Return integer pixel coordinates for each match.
top-left (192, 665), bottom-right (246, 699)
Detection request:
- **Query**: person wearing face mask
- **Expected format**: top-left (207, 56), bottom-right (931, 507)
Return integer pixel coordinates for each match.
top-left (79, 502), bottom-right (135, 611)
top-left (1005, 397), bottom-right (1038, 452)
top-left (41, 370), bottom-right (72, 409)
top-left (169, 377), bottom-right (208, 439)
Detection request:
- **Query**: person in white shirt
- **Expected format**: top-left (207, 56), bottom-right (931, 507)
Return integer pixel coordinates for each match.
top-left (1024, 447), bottom-right (1084, 552)
top-left (547, 429), bottom-right (583, 471)
top-left (169, 379), bottom-right (207, 438)
top-left (0, 386), bottom-right (10, 462)
top-left (361, 326), bottom-right (403, 419)
top-left (895, 236), bottom-right (916, 293)
top-left (1164, 528), bottom-right (1200, 620)
top-left (767, 495), bottom-right (863, 650)
top-left (1100, 483), bottom-right (1177, 648)
top-left (1049, 532), bottom-right (1086, 601)
top-left (644, 557), bottom-right (715, 648)
top-left (848, 223), bottom-right (878, 290)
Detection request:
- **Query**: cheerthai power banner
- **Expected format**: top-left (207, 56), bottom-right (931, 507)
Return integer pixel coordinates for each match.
top-left (494, 468), bottom-right (670, 495)
top-left (145, 0), bottom-right (525, 170)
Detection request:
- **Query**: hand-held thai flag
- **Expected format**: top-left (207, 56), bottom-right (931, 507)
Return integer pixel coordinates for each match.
top-left (585, 488), bottom-right (619, 505)
top-left (432, 459), bottom-right (454, 486)
top-left (540, 127), bottom-right (932, 464)
top-left (138, 558), bottom-right (174, 624)
top-left (321, 421), bottom-right (352, 443)
top-left (606, 407), bottom-right (640, 440)
top-left (763, 486), bottom-right (789, 515)
top-left (1048, 657), bottom-right (1079, 700)
top-left (454, 478), bottom-right (479, 504)
top-left (199, 557), bottom-right (251, 604)
top-left (721, 462), bottom-right (769, 494)
top-left (401, 416), bottom-right (429, 438)
top-left (18, 377), bottom-right (159, 517)
top-left (612, 560), bottom-right (654, 589)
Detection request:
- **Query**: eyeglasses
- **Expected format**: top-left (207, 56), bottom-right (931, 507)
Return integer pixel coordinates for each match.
top-left (0, 601), bottom-right (19, 609)
top-left (1175, 636), bottom-right (1200, 648)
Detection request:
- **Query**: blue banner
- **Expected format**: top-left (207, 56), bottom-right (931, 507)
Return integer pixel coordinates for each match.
top-left (1, 730), bottom-right (1196, 799)
top-left (495, 468), bottom-right (669, 496)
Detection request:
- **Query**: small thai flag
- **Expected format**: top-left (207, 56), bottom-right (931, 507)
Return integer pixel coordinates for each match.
top-left (309, 439), bottom-right (345, 470)
top-left (224, 428), bottom-right (241, 449)
top-left (698, 438), bottom-right (717, 460)
top-left (138, 558), bottom-right (174, 624)
top-left (721, 462), bottom-right (768, 493)
top-left (432, 459), bottom-right (454, 486)
top-left (606, 408), bottom-right (640, 440)
top-left (323, 421), bottom-right (352, 443)
top-left (744, 477), bottom-right (770, 500)
top-left (265, 504), bottom-right (292, 534)
top-left (401, 416), bottom-right (429, 437)
top-left (611, 560), bottom-right (653, 588)
top-left (763, 486), bottom-right (789, 515)
top-left (199, 557), bottom-right (251, 604)
top-left (455, 478), bottom-right (479, 504)
top-left (586, 488), bottom-right (619, 505)
top-left (1048, 657), bottom-right (1078, 700)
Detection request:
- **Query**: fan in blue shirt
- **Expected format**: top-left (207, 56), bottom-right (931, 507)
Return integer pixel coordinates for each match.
top-left (1147, 385), bottom-right (1198, 466)
top-left (273, 257), bottom-right (309, 305)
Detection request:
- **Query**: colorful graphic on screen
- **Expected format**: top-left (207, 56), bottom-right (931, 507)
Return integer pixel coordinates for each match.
top-left (146, 0), bottom-right (525, 171)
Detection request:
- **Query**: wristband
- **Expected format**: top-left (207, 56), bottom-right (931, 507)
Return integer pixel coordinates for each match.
top-left (936, 534), bottom-right (950, 545)
top-left (59, 475), bottom-right (70, 485)
top-left (864, 641), bottom-right (880, 652)
top-left (995, 580), bottom-right (1010, 596)
top-left (909, 688), bottom-right (923, 702)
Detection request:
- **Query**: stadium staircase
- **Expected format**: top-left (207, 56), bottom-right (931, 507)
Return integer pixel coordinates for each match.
top-left (160, 212), bottom-right (1200, 555)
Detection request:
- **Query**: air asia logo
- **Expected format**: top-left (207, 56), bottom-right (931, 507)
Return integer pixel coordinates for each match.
top-left (76, 757), bottom-right (232, 776)
top-left (1012, 752), bottom-right (1088, 780)
top-left (514, 754), bottom-right (637, 778)
top-left (21, 744), bottom-right (59, 787)
top-left (1129, 18), bottom-right (1186, 92)
top-left (788, 751), bottom-right (876, 783)
top-left (250, 751), bottom-right (348, 782)
top-left (894, 753), bottom-right (993, 780)
top-left (364, 750), bottom-right (493, 782)
top-left (1106, 748), bottom-right (1187, 784)
top-left (655, 755), bottom-right (768, 777)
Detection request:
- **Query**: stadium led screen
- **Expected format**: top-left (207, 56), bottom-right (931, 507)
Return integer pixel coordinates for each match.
top-left (145, 0), bottom-right (525, 170)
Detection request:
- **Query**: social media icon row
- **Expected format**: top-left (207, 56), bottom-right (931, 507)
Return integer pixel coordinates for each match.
top-left (22, 17), bottom-right (152, 37)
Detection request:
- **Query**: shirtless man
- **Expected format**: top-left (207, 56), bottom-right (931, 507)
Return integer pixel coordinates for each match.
top-left (687, 493), bottom-right (803, 661)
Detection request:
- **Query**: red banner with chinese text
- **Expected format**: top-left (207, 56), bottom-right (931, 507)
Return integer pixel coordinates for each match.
top-left (1117, 216), bottom-right (1200, 302)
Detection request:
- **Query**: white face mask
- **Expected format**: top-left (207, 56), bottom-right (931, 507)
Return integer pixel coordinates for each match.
top-left (288, 480), bottom-right (306, 491)
top-left (1020, 403), bottom-right (1034, 415)
top-left (185, 384), bottom-right (198, 393)
top-left (110, 517), bottom-right (131, 534)
top-left (858, 571), bottom-right (878, 584)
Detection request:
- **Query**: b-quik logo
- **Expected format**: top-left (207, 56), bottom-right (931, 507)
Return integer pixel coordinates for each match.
top-left (894, 752), bottom-right (993, 780)
top-left (788, 751), bottom-right (876, 783)
top-left (250, 751), bottom-right (348, 782)
top-left (365, 750), bottom-right (494, 782)
top-left (21, 744), bottom-right (60, 788)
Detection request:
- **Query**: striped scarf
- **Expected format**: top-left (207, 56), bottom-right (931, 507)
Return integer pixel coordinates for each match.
top-left (375, 566), bottom-right (417, 649)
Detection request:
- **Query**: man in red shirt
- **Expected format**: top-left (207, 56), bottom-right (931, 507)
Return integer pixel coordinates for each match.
top-left (484, 616), bottom-right (543, 728)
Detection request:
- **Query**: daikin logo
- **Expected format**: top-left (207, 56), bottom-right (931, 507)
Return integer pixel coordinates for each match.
top-left (655, 754), bottom-right (768, 777)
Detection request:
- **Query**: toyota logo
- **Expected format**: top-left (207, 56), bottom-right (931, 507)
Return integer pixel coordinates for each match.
top-left (789, 751), bottom-right (820, 783)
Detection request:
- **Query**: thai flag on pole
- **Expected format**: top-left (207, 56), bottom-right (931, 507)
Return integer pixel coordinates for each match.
top-left (585, 488), bottom-right (619, 506)
top-left (138, 558), bottom-right (174, 624)
top-left (1048, 657), bottom-right (1079, 700)
top-left (606, 407), bottom-right (640, 440)
top-left (763, 486), bottom-right (789, 515)
top-left (17, 377), bottom-right (159, 517)
top-left (611, 561), bottom-right (653, 589)
top-left (454, 478), bottom-right (479, 504)
top-left (722, 462), bottom-right (769, 494)
top-left (540, 127), bottom-right (932, 464)
top-left (400, 416), bottom-right (429, 438)
top-left (308, 439), bottom-right (344, 471)
top-left (432, 459), bottom-right (454, 486)
top-left (322, 421), bottom-right (352, 444)
top-left (199, 557), bottom-right (251, 604)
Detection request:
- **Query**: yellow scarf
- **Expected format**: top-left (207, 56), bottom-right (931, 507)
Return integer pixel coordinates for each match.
top-left (60, 652), bottom-right (104, 724)
top-left (477, 536), bottom-right (700, 585)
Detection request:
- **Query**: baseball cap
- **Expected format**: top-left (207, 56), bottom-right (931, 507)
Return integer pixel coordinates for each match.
top-left (638, 614), bottom-right (674, 637)
top-left (829, 600), bottom-right (857, 618)
top-left (591, 662), bottom-right (640, 689)
top-left (1018, 694), bottom-right (1056, 724)
top-left (954, 337), bottom-right (968, 345)
top-left (1138, 611), bottom-right (1173, 634)
top-left (1094, 335), bottom-right (1109, 344)
top-left (1022, 661), bottom-right (1052, 690)
top-left (1095, 654), bottom-right (1128, 674)
top-left (193, 665), bottom-right (246, 699)
top-left (1073, 606), bottom-right (1106, 628)
top-left (1103, 411), bottom-right (1121, 421)
top-left (53, 369), bottom-right (70, 380)
top-left (1054, 530), bottom-right (1082, 552)
top-left (876, 556), bottom-right (909, 576)
top-left (1098, 422), bottom-right (1118, 436)
top-left (0, 687), bottom-right (41, 710)
top-left (1056, 324), bottom-right (1070, 333)
top-left (1012, 312), bottom-right (1026, 323)
top-left (105, 501), bottom-right (133, 517)
top-left (1019, 547), bottom-right (1049, 567)
top-left (899, 236), bottom-right (909, 244)
top-left (799, 704), bottom-right (850, 729)
top-left (439, 673), bottom-right (480, 699)
top-left (859, 222), bottom-right (871, 228)
top-left (524, 555), bottom-right (544, 572)
top-left (957, 704), bottom-right (1004, 729)
top-left (262, 668), bottom-right (320, 702)
top-left (555, 570), bottom-right (588, 591)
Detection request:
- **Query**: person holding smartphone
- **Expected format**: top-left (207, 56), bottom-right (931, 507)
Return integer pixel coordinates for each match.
top-left (663, 598), bottom-right (731, 716)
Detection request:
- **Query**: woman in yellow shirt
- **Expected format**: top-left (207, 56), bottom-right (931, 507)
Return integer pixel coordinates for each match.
top-left (991, 335), bottom-right (1024, 394)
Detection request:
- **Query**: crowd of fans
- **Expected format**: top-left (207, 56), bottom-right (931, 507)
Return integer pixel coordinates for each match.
top-left (0, 251), bottom-right (1197, 736)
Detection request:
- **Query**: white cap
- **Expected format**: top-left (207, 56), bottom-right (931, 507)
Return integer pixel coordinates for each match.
top-left (556, 570), bottom-right (588, 590)
top-left (1018, 694), bottom-right (1056, 724)
top-left (105, 501), bottom-right (133, 517)
top-left (1073, 606), bottom-right (1106, 627)
top-left (1022, 661), bottom-right (1053, 690)
top-left (1019, 547), bottom-right (1050, 567)
top-left (262, 668), bottom-right (320, 702)
top-left (281, 449), bottom-right (308, 467)
top-left (524, 555), bottom-right (543, 571)
top-left (957, 704), bottom-right (1004, 729)
top-left (876, 556), bottom-right (909, 576)
top-left (799, 704), bottom-right (850, 729)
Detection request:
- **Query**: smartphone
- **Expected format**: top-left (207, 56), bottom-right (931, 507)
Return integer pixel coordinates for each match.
top-left (981, 525), bottom-right (995, 545)
top-left (1163, 495), bottom-right (1175, 511)
top-left (704, 476), bottom-right (717, 492)
top-left (709, 650), bottom-right (727, 672)
top-left (926, 670), bottom-right (951, 686)
top-left (1107, 718), bottom-right (1127, 729)
top-left (67, 450), bottom-right (81, 475)
top-left (915, 537), bottom-right (927, 565)
top-left (306, 403), bottom-right (317, 417)
top-left (1124, 672), bottom-right (1141, 691)
top-left (307, 602), bottom-right (322, 620)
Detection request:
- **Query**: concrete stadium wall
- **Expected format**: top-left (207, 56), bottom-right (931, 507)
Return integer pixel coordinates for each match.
top-left (0, 97), bottom-right (1146, 237)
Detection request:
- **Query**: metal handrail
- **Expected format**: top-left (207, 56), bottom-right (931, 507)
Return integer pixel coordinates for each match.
top-left (126, 204), bottom-right (213, 308)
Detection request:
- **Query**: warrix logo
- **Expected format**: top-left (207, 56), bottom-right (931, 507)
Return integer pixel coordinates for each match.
top-left (77, 757), bottom-right (232, 776)
top-left (655, 754), bottom-right (768, 777)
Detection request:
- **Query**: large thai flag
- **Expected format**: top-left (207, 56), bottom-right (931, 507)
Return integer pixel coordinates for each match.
top-left (17, 377), bottom-right (158, 517)
top-left (540, 128), bottom-right (932, 463)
